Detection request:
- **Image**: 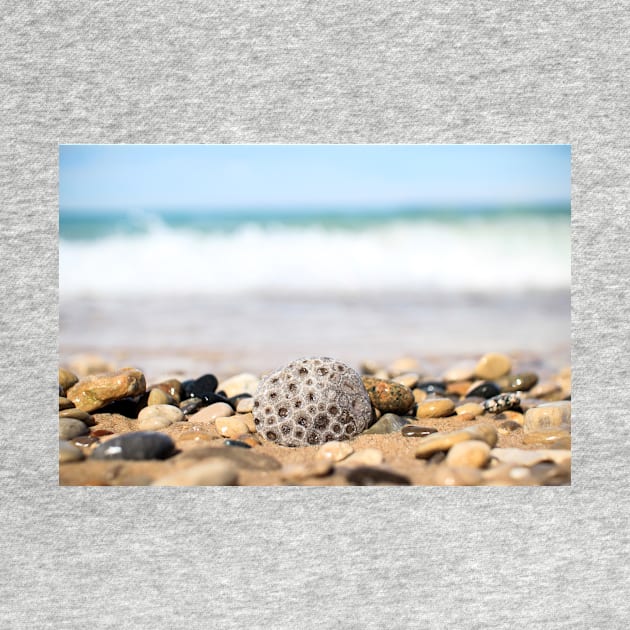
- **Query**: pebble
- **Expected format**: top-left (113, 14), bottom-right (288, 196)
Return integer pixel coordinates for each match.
top-left (465, 381), bottom-right (501, 399)
top-left (217, 373), bottom-right (259, 398)
top-left (190, 402), bottom-right (234, 423)
top-left (137, 404), bottom-right (184, 430)
top-left (215, 417), bottom-right (249, 438)
top-left (362, 377), bottom-right (415, 414)
top-left (502, 372), bottom-right (538, 393)
top-left (493, 410), bottom-right (524, 424)
top-left (446, 441), bottom-right (491, 468)
top-left (387, 357), bottom-right (422, 377)
top-left (550, 436), bottom-right (571, 449)
top-left (151, 379), bottom-right (182, 403)
top-left (180, 398), bottom-right (205, 415)
top-left (523, 429), bottom-right (571, 445)
top-left (412, 388), bottom-right (427, 404)
top-left (281, 460), bottom-right (333, 481)
top-left (432, 466), bottom-right (483, 486)
top-left (364, 413), bottom-right (410, 434)
top-left (392, 373), bottom-right (420, 389)
top-left (341, 448), bottom-right (384, 468)
top-left (147, 388), bottom-right (175, 406)
top-left (224, 439), bottom-right (251, 449)
top-left (91, 431), bottom-right (175, 460)
top-left (188, 374), bottom-right (218, 401)
top-left (346, 466), bottom-right (410, 486)
top-left (445, 381), bottom-right (472, 397)
top-left (482, 393), bottom-right (520, 414)
top-left (59, 408), bottom-right (95, 426)
top-left (416, 381), bottom-right (446, 395)
top-left (454, 412), bottom-right (477, 422)
top-left (442, 361), bottom-right (477, 382)
top-left (58, 368), bottom-right (79, 394)
top-left (236, 397), bottom-right (255, 413)
top-left (416, 398), bottom-right (455, 418)
top-left (497, 420), bottom-right (523, 434)
top-left (415, 424), bottom-right (498, 459)
top-left (490, 448), bottom-right (571, 467)
top-left (178, 431), bottom-right (216, 444)
top-left (529, 381), bottom-right (561, 399)
top-left (455, 402), bottom-right (484, 416)
top-left (523, 401), bottom-right (571, 433)
top-left (66, 367), bottom-right (146, 412)
top-left (59, 440), bottom-right (85, 463)
top-left (475, 353), bottom-right (512, 380)
top-left (72, 435), bottom-right (99, 447)
top-left (152, 460), bottom-right (238, 486)
top-left (255, 358), bottom-right (372, 446)
top-left (482, 465), bottom-right (538, 486)
top-left (59, 396), bottom-right (75, 410)
top-left (238, 412), bottom-right (256, 432)
top-left (236, 434), bottom-right (262, 447)
top-left (401, 425), bottom-right (438, 438)
top-left (316, 441), bottom-right (354, 463)
top-left (59, 417), bottom-right (89, 440)
top-left (181, 446), bottom-right (281, 471)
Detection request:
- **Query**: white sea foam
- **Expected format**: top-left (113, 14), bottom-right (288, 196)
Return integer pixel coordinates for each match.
top-left (59, 218), bottom-right (570, 296)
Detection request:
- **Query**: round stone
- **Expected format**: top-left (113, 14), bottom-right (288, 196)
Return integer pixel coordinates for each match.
top-left (465, 381), bottom-right (501, 399)
top-left (59, 440), bottom-right (85, 463)
top-left (236, 397), bottom-right (255, 413)
top-left (446, 441), bottom-right (491, 468)
top-left (190, 402), bottom-right (234, 423)
top-left (151, 379), bottom-right (182, 403)
top-left (253, 357), bottom-right (372, 447)
top-left (482, 393), bottom-right (520, 414)
top-left (455, 402), bottom-right (484, 417)
top-left (217, 373), bottom-right (259, 399)
top-left (58, 368), bottom-right (79, 394)
top-left (416, 398), bottom-right (455, 418)
top-left (59, 397), bottom-right (75, 410)
top-left (364, 413), bottom-right (410, 434)
top-left (189, 374), bottom-right (219, 400)
top-left (475, 353), bottom-right (512, 380)
top-left (178, 431), bottom-right (215, 443)
top-left (59, 408), bottom-right (95, 426)
top-left (147, 388), bottom-right (174, 406)
top-left (362, 377), bottom-right (415, 414)
top-left (415, 424), bottom-right (498, 459)
top-left (392, 373), bottom-right (420, 389)
top-left (524, 401), bottom-right (571, 433)
top-left (502, 372), bottom-right (538, 393)
top-left (215, 417), bottom-right (249, 439)
top-left (401, 425), bottom-right (438, 438)
top-left (137, 404), bottom-right (184, 430)
top-left (59, 417), bottom-right (89, 440)
top-left (316, 440), bottom-right (354, 463)
top-left (91, 431), bottom-right (175, 460)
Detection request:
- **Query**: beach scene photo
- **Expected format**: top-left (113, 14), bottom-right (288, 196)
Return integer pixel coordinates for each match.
top-left (59, 144), bottom-right (571, 486)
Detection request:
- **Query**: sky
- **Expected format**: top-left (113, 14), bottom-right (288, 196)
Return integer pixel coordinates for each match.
top-left (59, 144), bottom-right (571, 211)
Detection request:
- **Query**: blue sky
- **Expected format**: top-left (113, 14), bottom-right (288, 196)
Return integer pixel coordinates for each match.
top-left (59, 145), bottom-right (570, 211)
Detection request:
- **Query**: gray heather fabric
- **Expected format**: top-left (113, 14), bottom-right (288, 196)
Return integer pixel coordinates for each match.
top-left (1, 2), bottom-right (628, 628)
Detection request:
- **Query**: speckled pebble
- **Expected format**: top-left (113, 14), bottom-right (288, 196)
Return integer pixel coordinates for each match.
top-left (482, 393), bottom-right (520, 414)
top-left (362, 377), bottom-right (415, 414)
top-left (316, 440), bottom-right (354, 463)
top-left (416, 398), bottom-right (455, 418)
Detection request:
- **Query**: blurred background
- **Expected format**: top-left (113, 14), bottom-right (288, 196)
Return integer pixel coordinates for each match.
top-left (59, 145), bottom-right (570, 380)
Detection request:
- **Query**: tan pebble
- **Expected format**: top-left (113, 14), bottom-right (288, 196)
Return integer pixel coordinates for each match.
top-left (137, 404), bottom-right (183, 430)
top-left (238, 412), bottom-right (256, 432)
top-left (59, 408), bottom-right (95, 426)
top-left (494, 411), bottom-right (524, 425)
top-left (523, 429), bottom-right (571, 445)
top-left (416, 398), bottom-right (455, 418)
top-left (147, 388), bottom-right (174, 406)
top-left (529, 381), bottom-right (561, 399)
top-left (316, 440), bottom-right (354, 463)
top-left (475, 353), bottom-right (512, 380)
top-left (455, 402), bottom-right (484, 416)
top-left (216, 373), bottom-right (259, 398)
top-left (446, 441), bottom-right (491, 468)
top-left (58, 368), bottom-right (79, 394)
top-left (497, 420), bottom-right (523, 435)
top-left (215, 416), bottom-right (249, 438)
top-left (442, 361), bottom-right (477, 382)
top-left (524, 401), bottom-right (571, 433)
top-left (392, 372), bottom-right (420, 389)
top-left (387, 357), bottom-right (422, 377)
top-left (236, 398), bottom-right (255, 413)
top-left (59, 396), bottom-right (75, 410)
top-left (415, 424), bottom-right (498, 459)
top-left (152, 460), bottom-right (238, 486)
top-left (179, 431), bottom-right (215, 443)
top-left (413, 388), bottom-right (427, 404)
top-left (66, 367), bottom-right (146, 412)
top-left (432, 466), bottom-right (483, 486)
top-left (342, 448), bottom-right (384, 468)
top-left (190, 402), bottom-right (234, 423)
top-left (59, 440), bottom-right (85, 463)
top-left (490, 447), bottom-right (571, 467)
top-left (454, 412), bottom-right (477, 422)
top-left (281, 460), bottom-right (333, 481)
top-left (446, 381), bottom-right (472, 397)
top-left (482, 464), bottom-right (535, 485)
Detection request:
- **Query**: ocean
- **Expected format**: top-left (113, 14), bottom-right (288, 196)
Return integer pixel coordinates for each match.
top-left (59, 205), bottom-right (570, 297)
top-left (59, 205), bottom-right (571, 379)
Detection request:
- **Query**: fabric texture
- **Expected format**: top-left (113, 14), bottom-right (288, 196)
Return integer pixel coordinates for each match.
top-left (1, 2), bottom-right (628, 628)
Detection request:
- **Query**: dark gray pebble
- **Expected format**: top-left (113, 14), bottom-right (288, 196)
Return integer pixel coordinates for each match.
top-left (179, 397), bottom-right (206, 415)
top-left (364, 413), bottom-right (410, 434)
top-left (502, 372), bottom-right (538, 393)
top-left (91, 431), bottom-right (175, 461)
top-left (224, 439), bottom-right (251, 449)
top-left (346, 466), bottom-right (411, 486)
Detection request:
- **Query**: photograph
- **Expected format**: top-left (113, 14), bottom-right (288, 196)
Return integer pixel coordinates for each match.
top-left (58, 144), bottom-right (571, 486)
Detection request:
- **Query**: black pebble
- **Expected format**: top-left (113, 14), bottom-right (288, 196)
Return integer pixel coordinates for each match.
top-left (467, 381), bottom-right (501, 399)
top-left (91, 431), bottom-right (175, 461)
top-left (180, 379), bottom-right (196, 399)
top-left (417, 381), bottom-right (446, 395)
top-left (228, 393), bottom-right (252, 407)
top-left (201, 392), bottom-right (232, 406)
top-left (96, 397), bottom-right (141, 419)
top-left (224, 439), bottom-right (251, 449)
top-left (189, 374), bottom-right (219, 399)
top-left (346, 466), bottom-right (411, 486)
